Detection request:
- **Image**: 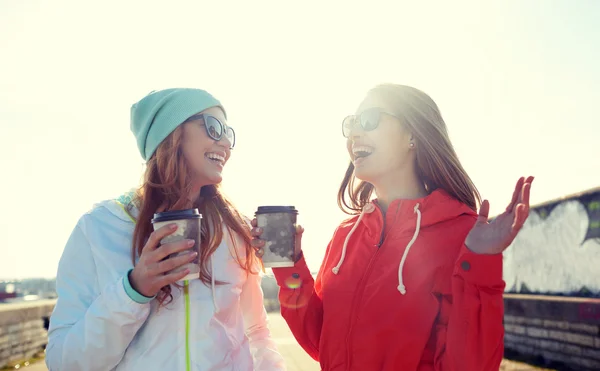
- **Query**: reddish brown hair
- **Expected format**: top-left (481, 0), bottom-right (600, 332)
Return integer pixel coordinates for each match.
top-left (130, 126), bottom-right (256, 306)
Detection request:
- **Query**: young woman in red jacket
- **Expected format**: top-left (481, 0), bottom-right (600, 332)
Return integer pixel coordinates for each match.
top-left (251, 84), bottom-right (534, 371)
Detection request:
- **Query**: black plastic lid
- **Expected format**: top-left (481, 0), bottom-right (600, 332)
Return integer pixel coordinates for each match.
top-left (255, 206), bottom-right (298, 215)
top-left (151, 208), bottom-right (202, 223)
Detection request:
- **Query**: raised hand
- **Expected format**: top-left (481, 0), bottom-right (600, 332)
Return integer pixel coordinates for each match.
top-left (465, 176), bottom-right (534, 255)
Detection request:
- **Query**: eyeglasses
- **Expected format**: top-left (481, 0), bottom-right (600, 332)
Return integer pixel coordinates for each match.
top-left (185, 113), bottom-right (236, 149)
top-left (341, 108), bottom-right (400, 138)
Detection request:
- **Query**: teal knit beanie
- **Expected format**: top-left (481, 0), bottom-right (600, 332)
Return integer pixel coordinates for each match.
top-left (130, 88), bottom-right (226, 161)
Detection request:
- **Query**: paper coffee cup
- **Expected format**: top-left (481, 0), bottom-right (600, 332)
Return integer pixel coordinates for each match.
top-left (255, 206), bottom-right (298, 268)
top-left (151, 208), bottom-right (202, 281)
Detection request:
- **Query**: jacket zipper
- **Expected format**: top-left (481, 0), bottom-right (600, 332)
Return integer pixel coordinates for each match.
top-left (115, 201), bottom-right (193, 370)
top-left (346, 205), bottom-right (386, 368)
top-left (345, 248), bottom-right (382, 369)
top-left (184, 280), bottom-right (191, 371)
top-left (376, 216), bottom-right (386, 247)
top-left (377, 201), bottom-right (401, 248)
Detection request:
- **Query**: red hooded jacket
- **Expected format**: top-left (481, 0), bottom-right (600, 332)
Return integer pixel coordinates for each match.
top-left (272, 189), bottom-right (505, 371)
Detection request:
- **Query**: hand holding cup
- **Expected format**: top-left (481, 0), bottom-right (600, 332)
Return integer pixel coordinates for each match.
top-left (250, 206), bottom-right (304, 267)
top-left (129, 223), bottom-right (198, 297)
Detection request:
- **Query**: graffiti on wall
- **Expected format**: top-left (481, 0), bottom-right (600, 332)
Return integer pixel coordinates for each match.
top-left (503, 189), bottom-right (600, 297)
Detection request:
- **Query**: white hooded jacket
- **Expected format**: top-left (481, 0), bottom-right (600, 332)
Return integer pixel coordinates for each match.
top-left (46, 197), bottom-right (286, 371)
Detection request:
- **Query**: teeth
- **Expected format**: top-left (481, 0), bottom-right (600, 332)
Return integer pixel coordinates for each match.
top-left (206, 153), bottom-right (225, 162)
top-left (352, 146), bottom-right (374, 155)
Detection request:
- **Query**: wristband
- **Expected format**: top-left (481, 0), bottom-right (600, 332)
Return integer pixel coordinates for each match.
top-left (123, 268), bottom-right (155, 304)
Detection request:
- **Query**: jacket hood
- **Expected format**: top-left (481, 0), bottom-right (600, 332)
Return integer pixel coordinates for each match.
top-left (93, 190), bottom-right (140, 223)
top-left (374, 188), bottom-right (476, 228)
top-left (333, 188), bottom-right (477, 294)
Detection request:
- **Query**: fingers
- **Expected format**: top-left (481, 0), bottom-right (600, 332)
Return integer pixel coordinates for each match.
top-left (250, 238), bottom-right (265, 249)
top-left (250, 218), bottom-right (257, 227)
top-left (509, 204), bottom-right (528, 240)
top-left (508, 180), bottom-right (533, 244)
top-left (511, 181), bottom-right (532, 231)
top-left (250, 225), bottom-right (264, 255)
top-left (250, 226), bottom-right (262, 238)
top-left (521, 177), bottom-right (533, 206)
top-left (152, 239), bottom-right (195, 262)
top-left (156, 251), bottom-right (198, 274)
top-left (250, 234), bottom-right (265, 257)
top-left (506, 176), bottom-right (534, 213)
top-left (477, 199), bottom-right (490, 223)
top-left (295, 224), bottom-right (304, 256)
top-left (143, 223), bottom-right (178, 253)
top-left (506, 177), bottom-right (525, 213)
top-left (251, 225), bottom-right (303, 239)
top-left (158, 268), bottom-right (192, 287)
top-left (250, 224), bottom-right (305, 259)
top-left (513, 203), bottom-right (528, 228)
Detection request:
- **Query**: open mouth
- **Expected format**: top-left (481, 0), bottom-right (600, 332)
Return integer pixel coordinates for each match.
top-left (205, 152), bottom-right (225, 166)
top-left (352, 146), bottom-right (374, 160)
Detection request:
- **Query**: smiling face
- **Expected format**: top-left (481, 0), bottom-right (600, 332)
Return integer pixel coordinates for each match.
top-left (181, 106), bottom-right (232, 187)
top-left (337, 84), bottom-right (482, 214)
top-left (345, 93), bottom-right (415, 186)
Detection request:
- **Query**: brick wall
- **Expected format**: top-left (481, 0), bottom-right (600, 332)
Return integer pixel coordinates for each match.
top-left (503, 294), bottom-right (600, 370)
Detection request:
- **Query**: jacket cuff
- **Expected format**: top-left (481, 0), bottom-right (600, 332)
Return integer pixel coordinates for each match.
top-left (123, 269), bottom-right (155, 304)
top-left (272, 255), bottom-right (313, 289)
top-left (454, 245), bottom-right (504, 288)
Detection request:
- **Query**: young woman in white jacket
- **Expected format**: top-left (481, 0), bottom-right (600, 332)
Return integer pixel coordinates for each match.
top-left (46, 88), bottom-right (286, 371)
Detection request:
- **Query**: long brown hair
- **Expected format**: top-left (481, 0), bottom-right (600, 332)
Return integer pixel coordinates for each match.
top-left (130, 125), bottom-right (256, 306)
top-left (338, 84), bottom-right (481, 214)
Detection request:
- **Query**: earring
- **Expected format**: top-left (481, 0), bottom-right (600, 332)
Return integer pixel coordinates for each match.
top-left (409, 142), bottom-right (415, 148)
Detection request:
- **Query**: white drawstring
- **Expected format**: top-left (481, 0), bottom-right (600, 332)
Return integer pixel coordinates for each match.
top-left (397, 204), bottom-right (421, 295)
top-left (332, 203), bottom-right (375, 274)
top-left (331, 202), bottom-right (422, 295)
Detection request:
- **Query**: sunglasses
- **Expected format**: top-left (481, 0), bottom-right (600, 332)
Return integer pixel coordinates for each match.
top-left (342, 108), bottom-right (400, 138)
top-left (185, 113), bottom-right (236, 149)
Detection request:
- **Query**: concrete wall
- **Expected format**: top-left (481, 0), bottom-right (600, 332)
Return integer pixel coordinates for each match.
top-left (0, 300), bottom-right (55, 368)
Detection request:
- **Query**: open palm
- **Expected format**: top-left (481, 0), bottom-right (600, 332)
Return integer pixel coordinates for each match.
top-left (465, 176), bottom-right (534, 255)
